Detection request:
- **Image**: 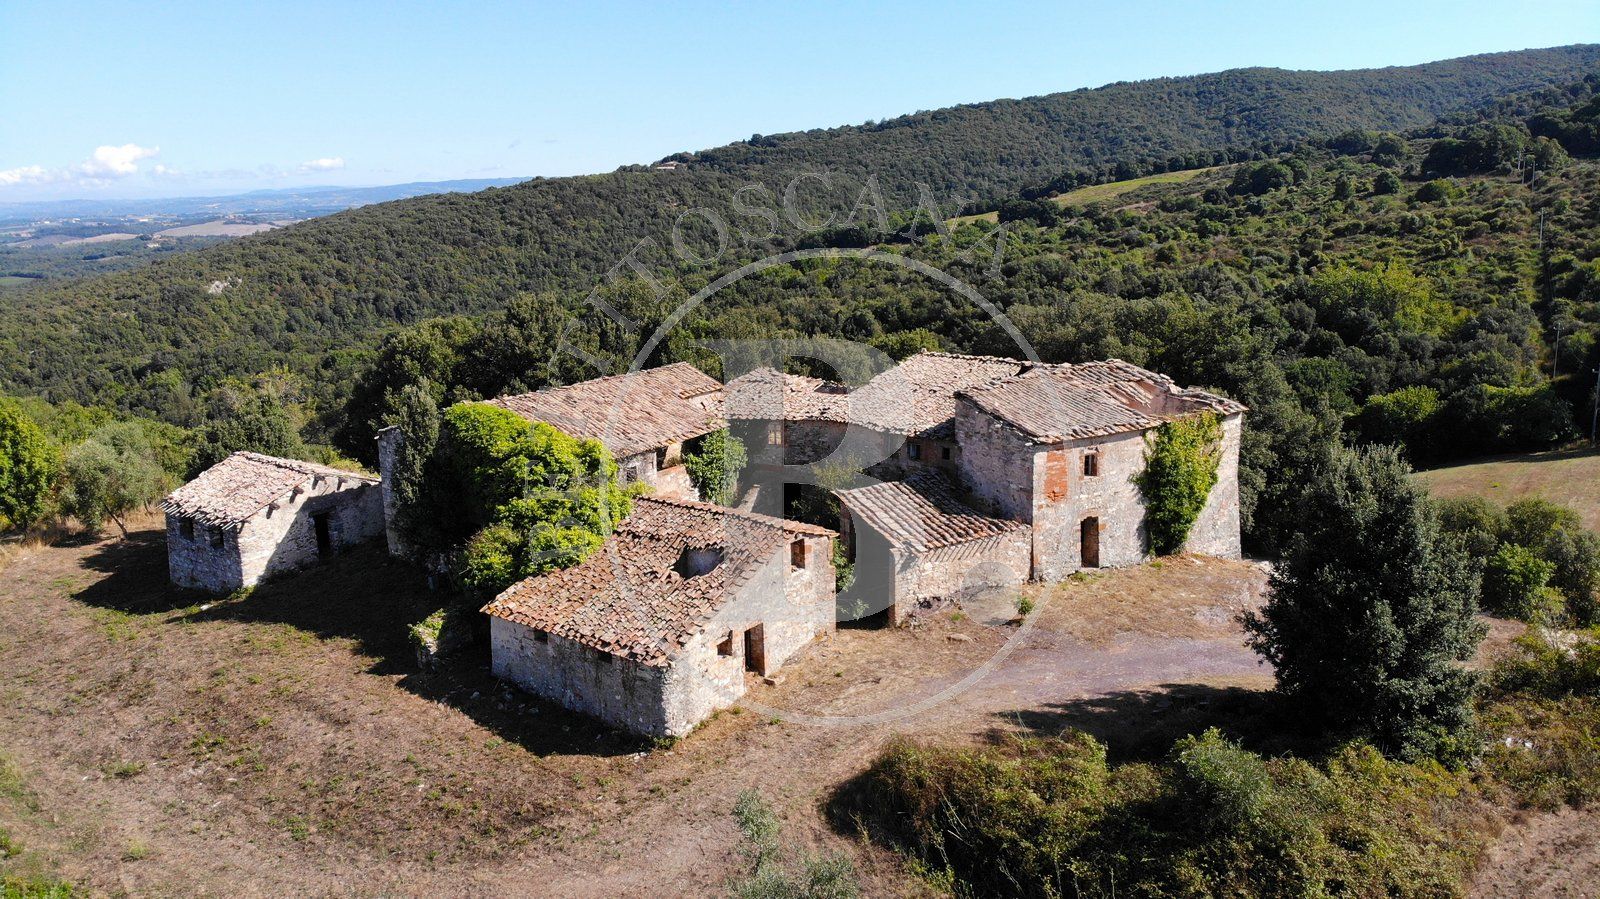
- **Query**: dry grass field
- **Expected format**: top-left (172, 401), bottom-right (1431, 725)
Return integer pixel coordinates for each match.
top-left (1417, 446), bottom-right (1600, 531)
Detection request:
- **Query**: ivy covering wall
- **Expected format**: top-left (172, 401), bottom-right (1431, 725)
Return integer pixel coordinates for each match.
top-left (1136, 412), bottom-right (1223, 555)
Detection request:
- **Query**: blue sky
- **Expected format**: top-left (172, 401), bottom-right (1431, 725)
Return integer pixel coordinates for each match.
top-left (0, 0), bottom-right (1593, 201)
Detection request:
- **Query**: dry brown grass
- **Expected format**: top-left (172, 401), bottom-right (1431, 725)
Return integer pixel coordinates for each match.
top-left (1029, 555), bottom-right (1269, 647)
top-left (1417, 447), bottom-right (1600, 532)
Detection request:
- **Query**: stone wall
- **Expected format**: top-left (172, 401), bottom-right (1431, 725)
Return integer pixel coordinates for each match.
top-left (376, 426), bottom-right (407, 558)
top-left (954, 399), bottom-right (1038, 521)
top-left (886, 529), bottom-right (1032, 618)
top-left (167, 473), bottom-right (385, 594)
top-left (659, 534), bottom-right (836, 735)
top-left (490, 619), bottom-right (671, 735)
top-left (1177, 412), bottom-right (1244, 559)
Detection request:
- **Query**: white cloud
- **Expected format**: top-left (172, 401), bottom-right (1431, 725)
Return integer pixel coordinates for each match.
top-left (78, 143), bottom-right (159, 178)
top-left (297, 156), bottom-right (345, 173)
top-left (0, 165), bottom-right (50, 186)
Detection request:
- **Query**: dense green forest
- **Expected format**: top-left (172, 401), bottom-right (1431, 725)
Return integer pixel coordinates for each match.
top-left (0, 45), bottom-right (1597, 428)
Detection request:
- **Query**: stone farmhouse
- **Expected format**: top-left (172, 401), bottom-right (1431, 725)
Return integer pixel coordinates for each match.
top-left (161, 451), bottom-right (384, 594)
top-left (481, 496), bottom-right (835, 738)
top-left (159, 351), bottom-right (1243, 736)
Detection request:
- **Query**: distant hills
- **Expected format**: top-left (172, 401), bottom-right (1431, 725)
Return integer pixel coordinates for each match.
top-left (3, 44), bottom-right (1599, 417)
top-left (0, 179), bottom-right (529, 226)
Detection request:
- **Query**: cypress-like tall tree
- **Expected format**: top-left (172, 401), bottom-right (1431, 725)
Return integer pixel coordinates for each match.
top-left (1243, 444), bottom-right (1484, 760)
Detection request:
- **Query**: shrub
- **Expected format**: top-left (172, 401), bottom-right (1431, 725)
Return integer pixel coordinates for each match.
top-left (730, 789), bottom-right (859, 899)
top-left (1481, 543), bottom-right (1557, 621)
top-left (57, 423), bottom-right (168, 537)
top-left (1136, 412), bottom-right (1222, 555)
top-left (682, 429), bottom-right (747, 506)
top-left (0, 400), bottom-right (59, 532)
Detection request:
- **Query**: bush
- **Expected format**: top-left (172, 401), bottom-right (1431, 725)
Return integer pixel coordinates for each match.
top-left (847, 728), bottom-right (1481, 898)
top-left (57, 423), bottom-right (168, 537)
top-left (1481, 543), bottom-right (1557, 620)
top-left (1136, 412), bottom-right (1222, 555)
top-left (682, 429), bottom-right (747, 506)
top-left (730, 789), bottom-right (859, 899)
top-left (0, 400), bottom-right (59, 532)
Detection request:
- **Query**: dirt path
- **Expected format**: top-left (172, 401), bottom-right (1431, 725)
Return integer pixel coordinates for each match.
top-left (0, 523), bottom-right (1275, 896)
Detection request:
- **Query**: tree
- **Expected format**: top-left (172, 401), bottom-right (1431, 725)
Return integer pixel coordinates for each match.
top-left (1243, 445), bottom-right (1484, 760)
top-left (436, 403), bottom-right (633, 594)
top-left (0, 400), bottom-right (59, 532)
top-left (187, 390), bottom-right (306, 478)
top-left (1481, 543), bottom-right (1556, 621)
top-left (682, 429), bottom-right (747, 506)
top-left (58, 423), bottom-right (167, 537)
top-left (1136, 412), bottom-right (1222, 555)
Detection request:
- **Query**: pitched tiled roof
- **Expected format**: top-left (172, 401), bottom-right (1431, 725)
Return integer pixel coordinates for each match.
top-left (487, 363), bottom-right (723, 458)
top-left (723, 367), bottom-right (852, 422)
top-left (160, 452), bottom-right (377, 529)
top-left (959, 359), bottom-right (1247, 443)
top-left (837, 470), bottom-right (1028, 553)
top-left (849, 352), bottom-right (1030, 439)
top-left (481, 496), bottom-right (833, 667)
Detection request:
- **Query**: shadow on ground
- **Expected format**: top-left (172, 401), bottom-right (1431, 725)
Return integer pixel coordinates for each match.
top-left (71, 524), bottom-right (647, 758)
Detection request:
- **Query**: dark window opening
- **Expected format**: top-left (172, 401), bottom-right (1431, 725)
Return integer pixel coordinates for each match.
top-left (790, 538), bottom-right (808, 569)
top-left (907, 442), bottom-right (921, 461)
top-left (596, 649), bottom-right (613, 664)
top-left (179, 517), bottom-right (194, 540)
top-left (533, 629), bottom-right (549, 643)
top-left (1083, 452), bottom-right (1100, 477)
top-left (208, 527), bottom-right (224, 549)
top-left (716, 632), bottom-right (734, 657)
top-left (941, 445), bottom-right (952, 461)
top-left (312, 512), bottom-right (332, 556)
top-left (655, 446), bottom-right (668, 469)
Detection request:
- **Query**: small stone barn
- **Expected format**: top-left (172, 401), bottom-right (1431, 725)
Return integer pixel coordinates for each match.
top-left (837, 469), bottom-right (1031, 622)
top-left (161, 452), bottom-right (384, 594)
top-left (955, 360), bottom-right (1247, 580)
top-left (481, 496), bottom-right (836, 738)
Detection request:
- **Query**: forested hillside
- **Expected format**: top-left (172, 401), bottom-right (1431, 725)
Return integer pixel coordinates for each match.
top-left (1, 45), bottom-right (1597, 423)
top-left (332, 75), bottom-right (1600, 554)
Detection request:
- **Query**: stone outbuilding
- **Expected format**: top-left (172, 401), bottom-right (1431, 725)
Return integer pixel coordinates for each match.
top-left (955, 359), bottom-right (1247, 580)
top-left (481, 496), bottom-right (836, 738)
top-left (161, 452), bottom-right (384, 594)
top-left (836, 469), bottom-right (1031, 622)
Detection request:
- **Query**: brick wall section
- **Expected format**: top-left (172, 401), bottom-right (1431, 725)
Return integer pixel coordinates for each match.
top-left (167, 476), bottom-right (385, 594)
top-left (492, 534), bottom-right (835, 738)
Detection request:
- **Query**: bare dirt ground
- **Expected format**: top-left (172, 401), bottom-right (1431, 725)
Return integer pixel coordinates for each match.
top-left (0, 522), bottom-right (1574, 896)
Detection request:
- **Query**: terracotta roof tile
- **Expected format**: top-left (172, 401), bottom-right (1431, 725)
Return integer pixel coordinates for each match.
top-left (160, 452), bottom-right (377, 530)
top-left (959, 360), bottom-right (1247, 443)
top-left (488, 363), bottom-right (722, 458)
top-left (481, 496), bottom-right (832, 666)
top-left (849, 352), bottom-right (1030, 439)
top-left (837, 469), bottom-right (1028, 553)
top-left (723, 367), bottom-right (852, 422)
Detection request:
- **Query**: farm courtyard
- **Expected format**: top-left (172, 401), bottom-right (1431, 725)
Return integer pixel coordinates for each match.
top-left (0, 516), bottom-right (1583, 896)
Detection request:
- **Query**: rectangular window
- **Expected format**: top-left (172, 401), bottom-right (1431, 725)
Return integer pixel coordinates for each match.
top-left (941, 445), bottom-right (952, 461)
top-left (209, 527), bottom-right (225, 549)
top-left (1083, 452), bottom-right (1100, 477)
top-left (179, 517), bottom-right (194, 540)
top-left (596, 648), bottom-right (613, 664)
top-left (716, 632), bottom-right (734, 657)
top-left (766, 422), bottom-right (784, 446)
top-left (533, 629), bottom-right (549, 643)
top-left (907, 442), bottom-right (922, 461)
top-left (790, 538), bottom-right (807, 569)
